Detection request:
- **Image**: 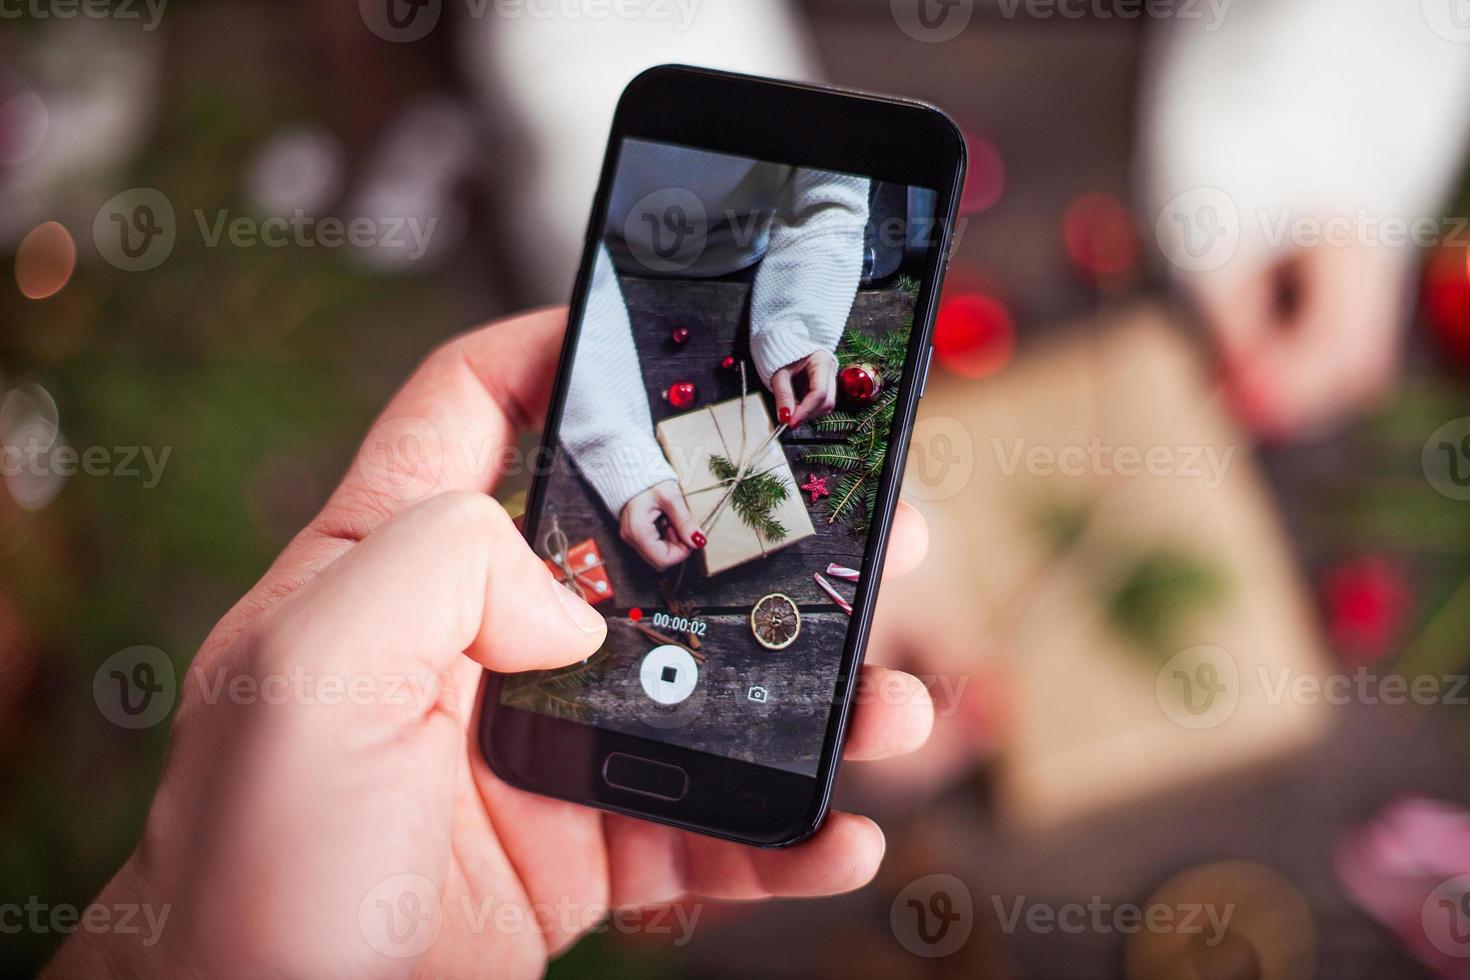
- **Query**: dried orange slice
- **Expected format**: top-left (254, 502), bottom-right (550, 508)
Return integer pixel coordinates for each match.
top-left (750, 592), bottom-right (800, 650)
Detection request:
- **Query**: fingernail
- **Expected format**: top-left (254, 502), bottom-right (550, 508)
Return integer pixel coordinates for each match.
top-left (692, 531), bottom-right (707, 548)
top-left (551, 578), bottom-right (606, 634)
top-left (778, 407), bottom-right (792, 424)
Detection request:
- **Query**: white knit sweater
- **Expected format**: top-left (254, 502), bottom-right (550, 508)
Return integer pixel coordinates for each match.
top-left (560, 148), bottom-right (869, 516)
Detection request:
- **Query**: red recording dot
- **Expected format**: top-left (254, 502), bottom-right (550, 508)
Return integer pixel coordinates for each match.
top-left (629, 607), bottom-right (643, 622)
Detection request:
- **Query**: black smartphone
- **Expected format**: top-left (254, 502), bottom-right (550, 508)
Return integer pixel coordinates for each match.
top-left (479, 65), bottom-right (965, 847)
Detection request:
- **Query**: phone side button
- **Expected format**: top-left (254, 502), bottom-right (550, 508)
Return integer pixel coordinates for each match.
top-left (602, 752), bottom-right (689, 801)
top-left (918, 345), bottom-right (934, 398)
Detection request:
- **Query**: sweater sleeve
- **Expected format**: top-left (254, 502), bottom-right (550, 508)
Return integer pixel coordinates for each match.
top-left (1140, 0), bottom-right (1470, 288)
top-left (559, 243), bottom-right (679, 516)
top-left (748, 169), bottom-right (870, 385)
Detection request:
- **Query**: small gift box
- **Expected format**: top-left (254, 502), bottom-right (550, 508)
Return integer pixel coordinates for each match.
top-left (656, 393), bottom-right (814, 576)
top-left (542, 535), bottom-right (614, 605)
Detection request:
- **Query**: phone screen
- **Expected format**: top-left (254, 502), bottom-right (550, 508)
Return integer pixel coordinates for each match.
top-left (501, 136), bottom-right (940, 776)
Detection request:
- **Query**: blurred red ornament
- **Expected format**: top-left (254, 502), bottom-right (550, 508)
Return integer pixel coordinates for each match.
top-left (1421, 244), bottom-right (1470, 368)
top-left (663, 380), bottom-right (697, 409)
top-left (933, 292), bottom-right (1014, 379)
top-left (960, 131), bottom-right (1005, 215)
top-left (838, 363), bottom-right (882, 407)
top-left (671, 325), bottom-right (690, 345)
top-left (1322, 555), bottom-right (1411, 665)
top-left (719, 355), bottom-right (737, 371)
top-left (800, 474), bottom-right (830, 503)
top-left (1062, 193), bottom-right (1138, 281)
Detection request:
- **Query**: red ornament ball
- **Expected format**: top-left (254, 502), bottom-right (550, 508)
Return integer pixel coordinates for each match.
top-left (1422, 244), bottom-right (1470, 369)
top-left (838, 363), bottom-right (882, 406)
top-left (1322, 555), bottom-right (1411, 666)
top-left (934, 292), bottom-right (1014, 379)
top-left (671, 325), bottom-right (691, 345)
top-left (663, 380), bottom-right (697, 409)
top-left (720, 355), bottom-right (738, 371)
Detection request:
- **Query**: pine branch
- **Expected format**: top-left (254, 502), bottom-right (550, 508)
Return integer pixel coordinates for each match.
top-left (810, 411), bottom-right (860, 434)
top-left (800, 444), bottom-right (863, 470)
top-left (710, 454), bottom-right (790, 542)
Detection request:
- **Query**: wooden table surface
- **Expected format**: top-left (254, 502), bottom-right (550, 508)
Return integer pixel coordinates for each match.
top-left (504, 276), bottom-right (917, 772)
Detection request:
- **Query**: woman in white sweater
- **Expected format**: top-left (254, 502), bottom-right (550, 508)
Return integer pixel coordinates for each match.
top-left (560, 140), bottom-right (870, 570)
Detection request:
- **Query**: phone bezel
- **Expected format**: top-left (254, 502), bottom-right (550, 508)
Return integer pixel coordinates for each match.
top-left (479, 64), bottom-right (966, 847)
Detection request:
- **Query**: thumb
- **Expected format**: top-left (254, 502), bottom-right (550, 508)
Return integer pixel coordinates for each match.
top-left (258, 491), bottom-right (606, 680)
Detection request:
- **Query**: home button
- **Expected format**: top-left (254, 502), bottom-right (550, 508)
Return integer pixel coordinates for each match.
top-left (602, 752), bottom-right (689, 801)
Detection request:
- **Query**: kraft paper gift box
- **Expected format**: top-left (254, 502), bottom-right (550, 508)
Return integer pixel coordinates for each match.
top-left (542, 536), bottom-right (614, 606)
top-left (655, 393), bottom-right (814, 576)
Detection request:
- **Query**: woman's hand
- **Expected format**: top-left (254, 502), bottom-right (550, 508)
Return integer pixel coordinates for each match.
top-left (769, 349), bottom-right (839, 430)
top-left (46, 307), bottom-right (936, 980)
top-left (1195, 243), bottom-right (1407, 438)
top-left (619, 480), bottom-right (704, 570)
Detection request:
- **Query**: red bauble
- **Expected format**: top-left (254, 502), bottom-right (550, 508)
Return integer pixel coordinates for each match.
top-left (934, 292), bottom-right (1014, 379)
top-left (1422, 245), bottom-right (1470, 369)
top-left (663, 380), bottom-right (697, 409)
top-left (838, 363), bottom-right (882, 406)
top-left (671, 325), bottom-right (691, 345)
top-left (1323, 555), bottom-right (1411, 666)
top-left (719, 355), bottom-right (738, 371)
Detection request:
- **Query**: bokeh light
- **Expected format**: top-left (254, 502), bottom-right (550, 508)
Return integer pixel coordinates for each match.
top-left (1062, 192), bottom-right (1138, 280)
top-left (14, 221), bottom-right (76, 300)
top-left (960, 130), bottom-right (1004, 215)
top-left (0, 91), bottom-right (48, 167)
top-left (933, 291), bottom-right (1014, 379)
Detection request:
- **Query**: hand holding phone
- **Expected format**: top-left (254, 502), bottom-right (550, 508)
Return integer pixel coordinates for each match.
top-left (48, 307), bottom-right (938, 978)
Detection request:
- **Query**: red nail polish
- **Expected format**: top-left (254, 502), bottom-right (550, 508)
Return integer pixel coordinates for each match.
top-left (692, 531), bottom-right (707, 548)
top-left (778, 407), bottom-right (792, 424)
